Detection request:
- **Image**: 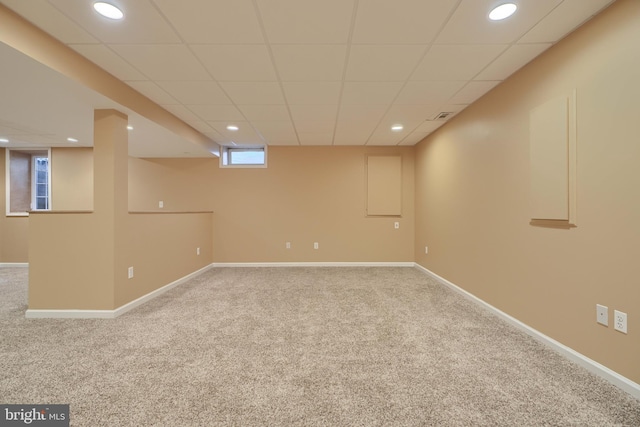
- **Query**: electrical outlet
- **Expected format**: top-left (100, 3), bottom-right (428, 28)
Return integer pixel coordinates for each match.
top-left (314, 242), bottom-right (319, 250)
top-left (286, 242), bottom-right (291, 249)
top-left (128, 266), bottom-right (134, 279)
top-left (196, 247), bottom-right (200, 255)
top-left (394, 222), bottom-right (400, 229)
top-left (596, 304), bottom-right (608, 326)
top-left (158, 201), bottom-right (164, 208)
top-left (425, 246), bottom-right (428, 254)
top-left (614, 310), bottom-right (627, 334)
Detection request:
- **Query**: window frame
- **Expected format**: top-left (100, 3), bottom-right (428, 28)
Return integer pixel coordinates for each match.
top-left (219, 146), bottom-right (267, 169)
top-left (5, 148), bottom-right (51, 216)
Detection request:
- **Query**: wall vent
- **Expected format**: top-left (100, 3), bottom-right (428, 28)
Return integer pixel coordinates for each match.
top-left (433, 111), bottom-right (454, 120)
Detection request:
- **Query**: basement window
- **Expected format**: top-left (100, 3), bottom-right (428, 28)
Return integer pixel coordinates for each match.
top-left (5, 148), bottom-right (51, 215)
top-left (220, 146), bottom-right (267, 168)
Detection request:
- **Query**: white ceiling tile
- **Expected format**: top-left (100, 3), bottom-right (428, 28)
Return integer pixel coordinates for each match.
top-left (282, 82), bottom-right (342, 105)
top-left (367, 132), bottom-right (405, 146)
top-left (448, 81), bottom-right (501, 104)
top-left (381, 105), bottom-right (442, 128)
top-left (153, 0), bottom-right (265, 43)
top-left (338, 105), bottom-right (388, 123)
top-left (341, 82), bottom-right (403, 105)
top-left (414, 121), bottom-right (447, 133)
top-left (238, 105), bottom-right (291, 122)
top-left (208, 121), bottom-right (265, 145)
top-left (352, 0), bottom-right (458, 44)
top-left (256, 0), bottom-right (355, 43)
top-left (48, 0), bottom-right (181, 44)
top-left (436, 0), bottom-right (563, 44)
top-left (187, 105), bottom-right (245, 122)
top-left (157, 81), bottom-right (231, 105)
top-left (476, 44), bottom-right (551, 80)
top-left (298, 132), bottom-right (334, 145)
top-left (251, 121), bottom-right (299, 145)
top-left (346, 45), bottom-right (427, 81)
top-left (271, 45), bottom-right (347, 81)
top-left (126, 81), bottom-right (178, 105)
top-left (294, 121), bottom-right (335, 133)
top-left (1, 0), bottom-right (99, 43)
top-left (395, 81), bottom-right (466, 105)
top-left (250, 121), bottom-right (298, 143)
top-left (334, 121), bottom-right (378, 145)
top-left (70, 44), bottom-right (148, 81)
top-left (519, 0), bottom-right (615, 43)
top-left (289, 105), bottom-right (338, 122)
top-left (411, 44), bottom-right (507, 81)
top-left (399, 132), bottom-right (431, 146)
top-left (191, 45), bottom-right (277, 82)
top-left (219, 82), bottom-right (286, 105)
top-left (109, 45), bottom-right (210, 81)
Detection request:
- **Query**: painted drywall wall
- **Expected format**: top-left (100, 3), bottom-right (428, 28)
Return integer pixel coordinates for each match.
top-left (0, 147), bottom-right (94, 263)
top-left (29, 112), bottom-right (214, 311)
top-left (415, 0), bottom-right (639, 383)
top-left (51, 147), bottom-right (93, 210)
top-left (209, 146), bottom-right (415, 263)
top-left (128, 157), bottom-right (215, 213)
top-left (128, 146), bottom-right (415, 263)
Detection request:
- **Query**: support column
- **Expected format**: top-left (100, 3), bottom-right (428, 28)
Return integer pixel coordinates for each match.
top-left (27, 109), bottom-right (128, 311)
top-left (93, 109), bottom-right (129, 306)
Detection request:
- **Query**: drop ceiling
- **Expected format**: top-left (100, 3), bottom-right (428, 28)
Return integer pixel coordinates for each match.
top-left (0, 0), bottom-right (615, 155)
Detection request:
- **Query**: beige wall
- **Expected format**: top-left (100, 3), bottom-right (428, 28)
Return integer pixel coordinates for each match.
top-left (128, 157), bottom-right (215, 212)
top-left (415, 0), bottom-right (639, 383)
top-left (208, 146), bottom-right (415, 263)
top-left (51, 147), bottom-right (93, 210)
top-left (0, 147), bottom-right (94, 263)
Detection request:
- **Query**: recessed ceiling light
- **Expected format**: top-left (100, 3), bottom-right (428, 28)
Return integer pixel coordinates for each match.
top-left (226, 125), bottom-right (239, 131)
top-left (93, 2), bottom-right (124, 20)
top-left (489, 3), bottom-right (517, 21)
top-left (127, 125), bottom-right (133, 130)
top-left (0, 138), bottom-right (9, 143)
top-left (391, 124), bottom-right (404, 132)
top-left (67, 137), bottom-right (79, 143)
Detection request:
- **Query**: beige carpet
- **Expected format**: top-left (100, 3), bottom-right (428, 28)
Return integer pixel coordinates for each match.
top-left (1, 266), bottom-right (639, 426)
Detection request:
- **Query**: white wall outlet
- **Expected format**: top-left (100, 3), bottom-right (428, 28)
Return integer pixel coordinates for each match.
top-left (128, 266), bottom-right (134, 279)
top-left (614, 310), bottom-right (627, 334)
top-left (286, 242), bottom-right (291, 249)
top-left (159, 200), bottom-right (164, 208)
top-left (314, 242), bottom-right (319, 250)
top-left (196, 247), bottom-right (200, 255)
top-left (596, 304), bottom-right (608, 326)
top-left (394, 222), bottom-right (400, 229)
top-left (425, 246), bottom-right (428, 254)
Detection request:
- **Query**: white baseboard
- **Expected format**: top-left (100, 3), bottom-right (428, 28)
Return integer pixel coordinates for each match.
top-left (211, 262), bottom-right (415, 268)
top-left (25, 264), bottom-right (215, 320)
top-left (25, 309), bottom-right (116, 319)
top-left (0, 263), bottom-right (28, 268)
top-left (414, 263), bottom-right (640, 400)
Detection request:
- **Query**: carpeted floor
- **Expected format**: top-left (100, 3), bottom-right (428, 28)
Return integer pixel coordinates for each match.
top-left (1, 266), bottom-right (639, 426)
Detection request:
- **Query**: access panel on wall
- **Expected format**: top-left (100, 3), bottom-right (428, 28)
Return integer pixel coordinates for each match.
top-left (529, 91), bottom-right (577, 227)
